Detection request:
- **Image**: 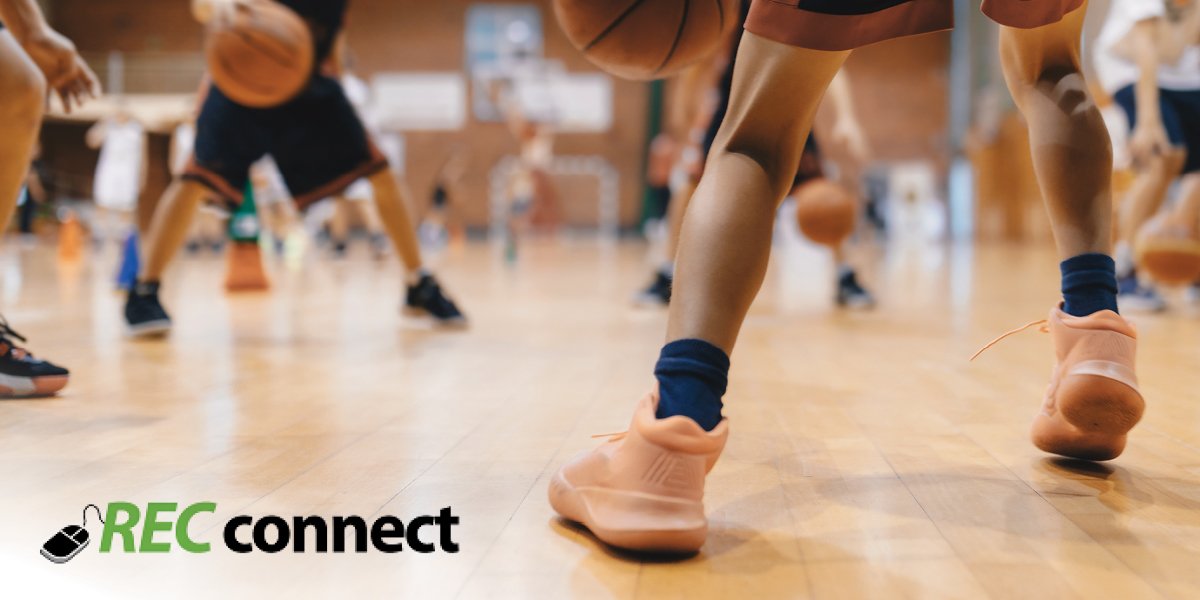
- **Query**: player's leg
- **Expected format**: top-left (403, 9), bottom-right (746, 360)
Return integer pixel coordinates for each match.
top-left (0, 30), bottom-right (68, 395)
top-left (1110, 83), bottom-right (1187, 311)
top-left (138, 180), bottom-right (209, 282)
top-left (667, 34), bottom-right (847, 352)
top-left (367, 169), bottom-right (465, 324)
top-left (124, 179), bottom-right (209, 335)
top-left (0, 31), bottom-right (44, 233)
top-left (994, 1), bottom-right (1143, 460)
top-left (329, 197), bottom-right (351, 257)
top-left (550, 33), bottom-right (848, 553)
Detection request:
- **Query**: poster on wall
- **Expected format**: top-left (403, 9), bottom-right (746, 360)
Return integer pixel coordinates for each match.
top-left (372, 73), bottom-right (467, 131)
top-left (465, 4), bottom-right (612, 133)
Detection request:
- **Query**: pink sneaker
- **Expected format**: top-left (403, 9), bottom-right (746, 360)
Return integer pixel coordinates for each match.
top-left (974, 304), bottom-right (1143, 461)
top-left (1034, 306), bottom-right (1143, 461)
top-left (548, 392), bottom-right (728, 553)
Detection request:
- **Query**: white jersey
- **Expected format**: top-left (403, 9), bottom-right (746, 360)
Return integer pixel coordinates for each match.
top-left (342, 73), bottom-right (379, 134)
top-left (1094, 0), bottom-right (1200, 93)
top-left (250, 156), bottom-right (291, 206)
top-left (93, 119), bottom-right (145, 211)
top-left (171, 122), bottom-right (195, 176)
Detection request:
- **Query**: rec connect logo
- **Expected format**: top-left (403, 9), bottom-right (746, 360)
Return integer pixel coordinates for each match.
top-left (40, 503), bottom-right (461, 564)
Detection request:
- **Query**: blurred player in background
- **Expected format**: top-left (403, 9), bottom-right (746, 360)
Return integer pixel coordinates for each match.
top-left (491, 77), bottom-right (560, 262)
top-left (126, 0), bottom-right (466, 335)
top-left (635, 0), bottom-right (875, 309)
top-left (1097, 0), bottom-right (1200, 310)
top-left (0, 0), bottom-right (98, 395)
top-left (86, 102), bottom-right (145, 248)
top-left (326, 37), bottom-right (388, 259)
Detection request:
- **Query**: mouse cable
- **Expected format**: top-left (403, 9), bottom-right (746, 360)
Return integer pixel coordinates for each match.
top-left (82, 503), bottom-right (105, 527)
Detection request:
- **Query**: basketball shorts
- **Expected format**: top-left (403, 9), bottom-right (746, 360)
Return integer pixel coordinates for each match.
top-left (184, 75), bottom-right (388, 211)
top-left (1113, 85), bottom-right (1200, 175)
top-left (746, 0), bottom-right (1084, 50)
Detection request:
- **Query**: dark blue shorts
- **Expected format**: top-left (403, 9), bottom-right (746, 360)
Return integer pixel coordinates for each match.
top-left (184, 75), bottom-right (388, 210)
top-left (1114, 84), bottom-right (1200, 175)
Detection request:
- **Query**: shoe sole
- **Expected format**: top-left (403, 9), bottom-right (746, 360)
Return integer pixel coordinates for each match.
top-left (548, 472), bottom-right (706, 554)
top-left (1035, 372), bottom-right (1144, 462)
top-left (0, 374), bottom-right (68, 398)
top-left (126, 320), bottom-right (172, 338)
top-left (402, 306), bottom-right (468, 328)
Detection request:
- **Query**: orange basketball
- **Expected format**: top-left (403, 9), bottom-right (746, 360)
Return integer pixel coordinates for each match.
top-left (206, 0), bottom-right (314, 108)
top-left (553, 0), bottom-right (738, 81)
top-left (795, 179), bottom-right (857, 248)
top-left (1134, 213), bottom-right (1200, 285)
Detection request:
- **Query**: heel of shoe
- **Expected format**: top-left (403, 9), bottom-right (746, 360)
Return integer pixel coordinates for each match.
top-left (1057, 372), bottom-right (1144, 436)
top-left (549, 473), bottom-right (707, 553)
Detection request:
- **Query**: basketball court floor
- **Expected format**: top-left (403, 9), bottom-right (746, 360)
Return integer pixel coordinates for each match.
top-left (3, 237), bottom-right (1199, 598)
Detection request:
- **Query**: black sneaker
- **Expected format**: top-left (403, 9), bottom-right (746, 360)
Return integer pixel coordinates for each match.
top-left (124, 281), bottom-right (172, 337)
top-left (836, 270), bottom-right (876, 309)
top-left (404, 274), bottom-right (466, 326)
top-left (634, 270), bottom-right (672, 306)
top-left (0, 317), bottom-right (68, 397)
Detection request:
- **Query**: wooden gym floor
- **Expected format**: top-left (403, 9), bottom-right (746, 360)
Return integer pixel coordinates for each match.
top-left (2, 236), bottom-right (1199, 599)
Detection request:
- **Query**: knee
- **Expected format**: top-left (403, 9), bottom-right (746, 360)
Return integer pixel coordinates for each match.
top-left (0, 62), bottom-right (46, 130)
top-left (1160, 148), bottom-right (1188, 175)
top-left (999, 38), bottom-right (1082, 95)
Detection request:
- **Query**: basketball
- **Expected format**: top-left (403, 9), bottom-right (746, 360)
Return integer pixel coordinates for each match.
top-left (205, 0), bottom-right (314, 108)
top-left (552, 0), bottom-right (738, 80)
top-left (1134, 213), bottom-right (1200, 285)
top-left (795, 179), bottom-right (858, 248)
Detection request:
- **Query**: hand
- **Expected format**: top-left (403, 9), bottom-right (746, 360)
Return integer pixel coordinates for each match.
top-left (1129, 119), bottom-right (1171, 166)
top-left (831, 116), bottom-right (870, 165)
top-left (21, 28), bottom-right (100, 114)
top-left (196, 0), bottom-right (249, 28)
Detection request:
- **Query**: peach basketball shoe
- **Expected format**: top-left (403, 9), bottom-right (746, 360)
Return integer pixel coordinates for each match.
top-left (975, 304), bottom-right (1143, 461)
top-left (548, 392), bottom-right (728, 553)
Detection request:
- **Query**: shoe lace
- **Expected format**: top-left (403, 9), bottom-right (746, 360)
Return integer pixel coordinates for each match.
top-left (0, 316), bottom-right (31, 360)
top-left (970, 319), bottom-right (1048, 362)
top-left (590, 430), bottom-right (627, 441)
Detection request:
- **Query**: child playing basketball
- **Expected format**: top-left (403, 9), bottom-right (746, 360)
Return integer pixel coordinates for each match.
top-left (0, 0), bottom-right (98, 396)
top-left (635, 0), bottom-right (875, 309)
top-left (1098, 0), bottom-right (1200, 310)
top-left (124, 0), bottom-right (466, 335)
top-left (550, 0), bottom-right (1143, 553)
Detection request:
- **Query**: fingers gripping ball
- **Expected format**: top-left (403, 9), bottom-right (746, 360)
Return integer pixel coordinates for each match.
top-left (206, 0), bottom-right (314, 108)
top-left (553, 0), bottom-right (739, 81)
top-left (795, 179), bottom-right (858, 248)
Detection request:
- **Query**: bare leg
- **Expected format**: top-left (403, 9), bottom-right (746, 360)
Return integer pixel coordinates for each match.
top-left (366, 170), bottom-right (423, 273)
top-left (666, 32), bottom-right (849, 352)
top-left (139, 180), bottom-right (208, 281)
top-left (664, 178), bottom-right (697, 265)
top-left (0, 32), bottom-right (46, 232)
top-left (329, 198), bottom-right (351, 245)
top-left (998, 6), bottom-right (1113, 260)
top-left (1117, 151), bottom-right (1185, 244)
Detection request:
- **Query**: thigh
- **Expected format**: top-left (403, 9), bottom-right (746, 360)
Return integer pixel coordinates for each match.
top-left (0, 30), bottom-right (44, 120)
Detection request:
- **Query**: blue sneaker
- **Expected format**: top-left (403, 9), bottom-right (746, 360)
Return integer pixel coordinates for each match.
top-left (1117, 273), bottom-right (1166, 313)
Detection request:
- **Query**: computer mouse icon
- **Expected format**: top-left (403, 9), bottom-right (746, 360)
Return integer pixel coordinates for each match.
top-left (41, 524), bottom-right (90, 564)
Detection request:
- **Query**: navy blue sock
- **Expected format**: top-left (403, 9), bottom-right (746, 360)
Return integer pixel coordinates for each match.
top-left (654, 339), bottom-right (729, 431)
top-left (1061, 253), bottom-right (1119, 317)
